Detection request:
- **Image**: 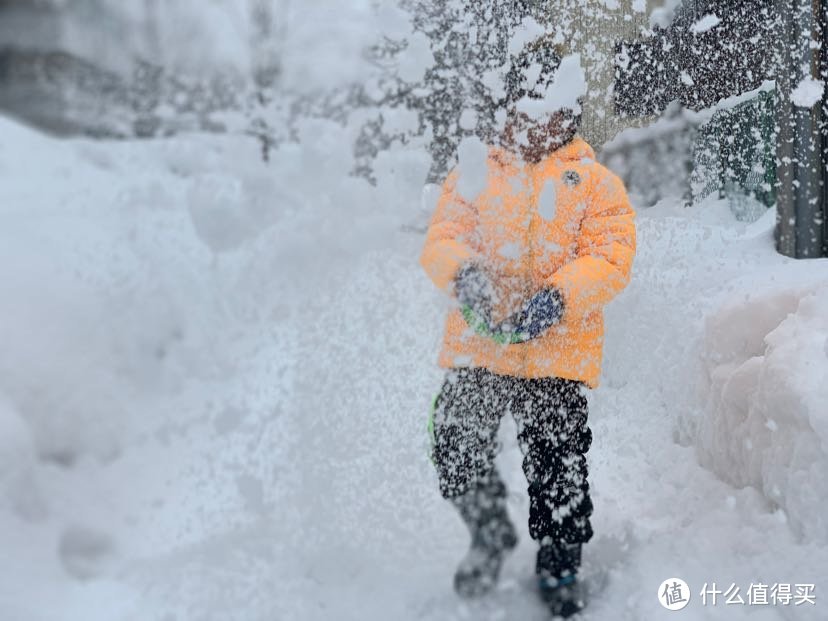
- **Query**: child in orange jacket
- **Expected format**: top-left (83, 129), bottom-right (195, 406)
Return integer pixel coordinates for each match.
top-left (420, 39), bottom-right (636, 617)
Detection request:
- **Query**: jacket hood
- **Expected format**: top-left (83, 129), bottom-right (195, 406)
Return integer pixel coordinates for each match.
top-left (554, 137), bottom-right (595, 162)
top-left (490, 136), bottom-right (595, 167)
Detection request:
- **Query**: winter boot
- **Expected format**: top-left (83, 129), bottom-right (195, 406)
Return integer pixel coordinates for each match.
top-left (538, 573), bottom-right (587, 618)
top-left (453, 510), bottom-right (519, 597)
top-left (536, 541), bottom-right (586, 618)
top-left (451, 480), bottom-right (519, 598)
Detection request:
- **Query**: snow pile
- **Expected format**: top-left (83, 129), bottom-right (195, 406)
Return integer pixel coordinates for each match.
top-left (0, 109), bottom-right (427, 458)
top-left (698, 283), bottom-right (828, 543)
top-left (0, 108), bottom-right (434, 619)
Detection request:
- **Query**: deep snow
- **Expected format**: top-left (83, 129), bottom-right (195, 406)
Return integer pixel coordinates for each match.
top-left (1, 115), bottom-right (827, 621)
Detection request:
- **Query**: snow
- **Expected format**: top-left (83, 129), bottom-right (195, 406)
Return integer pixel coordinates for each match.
top-left (698, 283), bottom-right (828, 543)
top-left (690, 14), bottom-right (721, 35)
top-left (0, 396), bottom-right (40, 516)
top-left (398, 31), bottom-right (435, 83)
top-left (456, 136), bottom-right (490, 201)
top-left (1, 108), bottom-right (827, 621)
top-left (508, 17), bottom-right (546, 56)
top-left (515, 54), bottom-right (587, 119)
top-left (376, 2), bottom-right (413, 38)
top-left (791, 77), bottom-right (826, 109)
top-left (482, 69), bottom-right (508, 104)
top-left (497, 241), bottom-right (523, 260)
top-left (0, 4), bottom-right (823, 607)
top-left (459, 109), bottom-right (478, 131)
top-left (3, 1), bottom-right (269, 77)
top-left (537, 179), bottom-right (558, 221)
top-left (602, 81), bottom-right (776, 151)
top-left (649, 0), bottom-right (684, 29)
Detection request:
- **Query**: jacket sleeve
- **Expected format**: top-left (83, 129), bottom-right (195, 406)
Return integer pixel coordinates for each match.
top-left (548, 170), bottom-right (636, 319)
top-left (419, 169), bottom-right (478, 291)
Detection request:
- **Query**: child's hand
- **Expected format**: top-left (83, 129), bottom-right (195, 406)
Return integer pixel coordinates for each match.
top-left (497, 288), bottom-right (565, 342)
top-left (453, 263), bottom-right (495, 323)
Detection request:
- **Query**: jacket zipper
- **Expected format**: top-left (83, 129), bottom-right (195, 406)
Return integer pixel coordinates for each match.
top-left (523, 163), bottom-right (537, 376)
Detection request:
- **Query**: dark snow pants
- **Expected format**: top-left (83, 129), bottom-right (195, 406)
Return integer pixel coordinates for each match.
top-left (431, 367), bottom-right (594, 575)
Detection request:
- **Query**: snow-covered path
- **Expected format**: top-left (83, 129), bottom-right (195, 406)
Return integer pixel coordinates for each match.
top-left (1, 118), bottom-right (826, 620)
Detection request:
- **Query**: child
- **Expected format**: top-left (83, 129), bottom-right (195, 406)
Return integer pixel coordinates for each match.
top-left (419, 39), bottom-right (636, 617)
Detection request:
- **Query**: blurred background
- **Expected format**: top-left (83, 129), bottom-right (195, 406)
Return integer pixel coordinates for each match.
top-left (0, 1), bottom-right (826, 620)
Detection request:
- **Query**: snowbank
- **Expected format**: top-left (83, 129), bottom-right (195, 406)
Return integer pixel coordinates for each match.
top-left (698, 283), bottom-right (828, 542)
top-left (0, 112), bottom-right (425, 460)
top-left (0, 108), bottom-right (435, 620)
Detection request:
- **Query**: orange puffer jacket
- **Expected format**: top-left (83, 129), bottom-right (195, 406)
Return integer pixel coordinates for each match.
top-left (420, 137), bottom-right (636, 389)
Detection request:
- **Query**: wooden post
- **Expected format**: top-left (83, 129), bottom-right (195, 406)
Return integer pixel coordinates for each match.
top-left (775, 0), bottom-right (827, 258)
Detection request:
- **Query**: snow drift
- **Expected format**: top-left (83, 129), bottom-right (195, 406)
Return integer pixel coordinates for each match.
top-left (698, 283), bottom-right (828, 543)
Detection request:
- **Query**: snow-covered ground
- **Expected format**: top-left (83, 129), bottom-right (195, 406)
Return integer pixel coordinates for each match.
top-left (1, 114), bottom-right (826, 621)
